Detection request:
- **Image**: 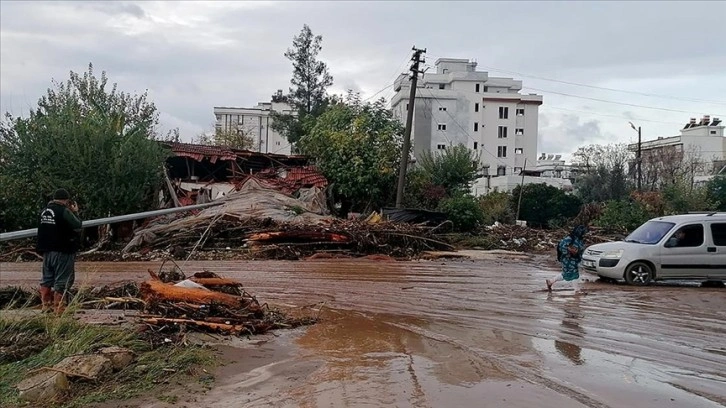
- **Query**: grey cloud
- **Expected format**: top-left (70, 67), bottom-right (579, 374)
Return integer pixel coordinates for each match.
top-left (76, 1), bottom-right (146, 18)
top-left (539, 114), bottom-right (613, 155)
top-left (2, 1), bottom-right (725, 144)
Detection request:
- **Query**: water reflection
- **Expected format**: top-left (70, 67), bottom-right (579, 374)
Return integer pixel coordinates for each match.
top-left (551, 293), bottom-right (585, 365)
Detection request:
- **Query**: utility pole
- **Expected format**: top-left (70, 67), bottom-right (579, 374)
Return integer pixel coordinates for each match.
top-left (515, 158), bottom-right (527, 222)
top-left (630, 122), bottom-right (642, 191)
top-left (637, 126), bottom-right (642, 191)
top-left (395, 46), bottom-right (426, 208)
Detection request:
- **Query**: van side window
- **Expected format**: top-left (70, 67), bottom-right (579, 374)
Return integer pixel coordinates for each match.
top-left (665, 224), bottom-right (704, 248)
top-left (710, 223), bottom-right (726, 246)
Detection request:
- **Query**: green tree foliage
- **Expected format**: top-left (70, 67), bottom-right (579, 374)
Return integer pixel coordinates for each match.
top-left (478, 191), bottom-right (514, 225)
top-left (271, 25), bottom-right (333, 146)
top-left (437, 194), bottom-right (485, 232)
top-left (511, 183), bottom-right (582, 228)
top-left (195, 127), bottom-right (254, 150)
top-left (595, 200), bottom-right (651, 232)
top-left (573, 144), bottom-right (631, 203)
top-left (661, 181), bottom-right (712, 214)
top-left (0, 64), bottom-right (168, 231)
top-left (298, 94), bottom-right (403, 215)
top-left (417, 144), bottom-right (481, 196)
top-left (402, 168), bottom-right (447, 210)
top-left (403, 144), bottom-right (481, 210)
top-left (706, 175), bottom-right (726, 211)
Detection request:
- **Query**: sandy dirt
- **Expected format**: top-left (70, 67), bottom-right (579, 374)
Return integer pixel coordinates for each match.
top-left (1, 254), bottom-right (725, 408)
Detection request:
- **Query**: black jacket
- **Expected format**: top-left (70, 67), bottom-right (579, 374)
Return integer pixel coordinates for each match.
top-left (36, 201), bottom-right (82, 254)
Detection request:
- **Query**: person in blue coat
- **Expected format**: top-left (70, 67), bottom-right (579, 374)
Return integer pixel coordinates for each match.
top-left (547, 225), bottom-right (587, 291)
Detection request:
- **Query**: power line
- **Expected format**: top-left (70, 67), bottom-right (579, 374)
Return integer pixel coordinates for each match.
top-left (422, 54), bottom-right (726, 106)
top-left (363, 54), bottom-right (413, 103)
top-left (542, 106), bottom-right (684, 126)
top-left (523, 86), bottom-right (726, 116)
top-left (479, 65), bottom-right (726, 106)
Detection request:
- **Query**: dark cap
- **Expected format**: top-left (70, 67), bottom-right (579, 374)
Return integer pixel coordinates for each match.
top-left (53, 188), bottom-right (70, 200)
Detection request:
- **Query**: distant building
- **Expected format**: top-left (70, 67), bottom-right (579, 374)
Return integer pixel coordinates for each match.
top-left (214, 92), bottom-right (294, 155)
top-left (471, 153), bottom-right (575, 195)
top-left (391, 58), bottom-right (543, 177)
top-left (628, 115), bottom-right (725, 186)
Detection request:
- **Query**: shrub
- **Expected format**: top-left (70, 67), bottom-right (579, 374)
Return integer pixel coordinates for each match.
top-left (595, 200), bottom-right (651, 232)
top-left (437, 194), bottom-right (485, 232)
top-left (478, 191), bottom-right (514, 225)
top-left (511, 184), bottom-right (582, 229)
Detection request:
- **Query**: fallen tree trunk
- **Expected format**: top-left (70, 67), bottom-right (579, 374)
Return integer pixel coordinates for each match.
top-left (141, 317), bottom-right (243, 334)
top-left (247, 231), bottom-right (350, 244)
top-left (139, 280), bottom-right (258, 311)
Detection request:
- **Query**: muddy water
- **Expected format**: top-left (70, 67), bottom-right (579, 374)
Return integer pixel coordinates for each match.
top-left (2, 256), bottom-right (725, 407)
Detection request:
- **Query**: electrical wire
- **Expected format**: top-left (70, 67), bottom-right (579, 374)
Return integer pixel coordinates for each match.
top-left (523, 86), bottom-right (726, 116)
top-left (423, 53), bottom-right (726, 106)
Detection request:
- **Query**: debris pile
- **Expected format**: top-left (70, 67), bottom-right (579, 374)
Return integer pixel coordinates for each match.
top-left (83, 267), bottom-right (318, 340)
top-left (481, 223), bottom-right (622, 253)
top-left (117, 178), bottom-right (452, 260)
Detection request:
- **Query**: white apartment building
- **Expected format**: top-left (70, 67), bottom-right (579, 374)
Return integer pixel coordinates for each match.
top-left (391, 58), bottom-right (543, 178)
top-left (471, 153), bottom-right (575, 195)
top-left (627, 115), bottom-right (725, 184)
top-left (214, 95), bottom-right (294, 155)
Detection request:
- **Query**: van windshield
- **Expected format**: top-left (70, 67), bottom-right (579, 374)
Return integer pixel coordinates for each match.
top-left (624, 221), bottom-right (676, 244)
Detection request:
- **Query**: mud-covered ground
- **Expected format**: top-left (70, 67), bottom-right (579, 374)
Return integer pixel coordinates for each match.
top-left (1, 252), bottom-right (725, 408)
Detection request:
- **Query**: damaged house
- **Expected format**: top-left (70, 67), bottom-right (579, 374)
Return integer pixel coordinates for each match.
top-left (161, 142), bottom-right (328, 208)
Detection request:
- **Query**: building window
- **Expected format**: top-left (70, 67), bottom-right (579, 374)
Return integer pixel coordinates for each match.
top-left (438, 124), bottom-right (447, 131)
top-left (483, 86), bottom-right (488, 92)
top-left (514, 167), bottom-right (522, 173)
top-left (497, 146), bottom-right (507, 158)
top-left (499, 107), bottom-right (509, 119)
top-left (474, 103), bottom-right (479, 112)
top-left (498, 126), bottom-right (508, 138)
top-left (474, 142), bottom-right (478, 150)
top-left (406, 104), bottom-right (409, 111)
top-left (276, 141), bottom-right (281, 146)
top-left (476, 83), bottom-right (480, 92)
top-left (515, 148), bottom-right (523, 154)
top-left (439, 83), bottom-right (445, 90)
top-left (516, 108), bottom-right (525, 116)
top-left (474, 122), bottom-right (479, 132)
top-left (438, 106), bottom-right (447, 111)
top-left (497, 166), bottom-right (506, 176)
top-left (712, 130), bottom-right (717, 135)
top-left (437, 144), bottom-right (446, 150)
top-left (515, 128), bottom-right (524, 136)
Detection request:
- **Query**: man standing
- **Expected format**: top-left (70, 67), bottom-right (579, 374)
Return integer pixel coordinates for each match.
top-left (547, 225), bottom-right (587, 291)
top-left (36, 188), bottom-right (82, 314)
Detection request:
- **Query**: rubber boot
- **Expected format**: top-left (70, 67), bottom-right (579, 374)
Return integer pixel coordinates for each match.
top-left (53, 292), bottom-right (66, 315)
top-left (39, 286), bottom-right (53, 313)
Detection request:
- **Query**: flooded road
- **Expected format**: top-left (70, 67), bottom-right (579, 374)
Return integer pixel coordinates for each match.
top-left (2, 255), bottom-right (725, 407)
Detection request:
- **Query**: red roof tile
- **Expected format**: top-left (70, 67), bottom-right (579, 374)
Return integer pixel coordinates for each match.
top-left (165, 142), bottom-right (237, 163)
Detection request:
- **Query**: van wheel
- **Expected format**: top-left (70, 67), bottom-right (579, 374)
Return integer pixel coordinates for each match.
top-left (624, 262), bottom-right (653, 286)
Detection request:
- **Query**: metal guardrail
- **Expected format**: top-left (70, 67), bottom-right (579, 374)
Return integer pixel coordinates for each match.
top-left (0, 201), bottom-right (223, 242)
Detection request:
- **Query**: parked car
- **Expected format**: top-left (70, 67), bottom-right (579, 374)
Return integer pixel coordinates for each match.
top-left (581, 213), bottom-right (726, 285)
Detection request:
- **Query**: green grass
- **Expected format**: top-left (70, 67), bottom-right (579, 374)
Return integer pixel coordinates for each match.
top-left (0, 304), bottom-right (217, 407)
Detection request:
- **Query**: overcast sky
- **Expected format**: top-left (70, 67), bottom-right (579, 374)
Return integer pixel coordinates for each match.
top-left (2, 1), bottom-right (725, 159)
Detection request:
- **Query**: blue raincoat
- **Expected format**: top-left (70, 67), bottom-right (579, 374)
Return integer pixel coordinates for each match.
top-left (558, 225), bottom-right (587, 281)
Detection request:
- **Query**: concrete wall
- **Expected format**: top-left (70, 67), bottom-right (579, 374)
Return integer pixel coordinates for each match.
top-left (391, 58), bottom-right (542, 177)
top-left (213, 103), bottom-right (292, 155)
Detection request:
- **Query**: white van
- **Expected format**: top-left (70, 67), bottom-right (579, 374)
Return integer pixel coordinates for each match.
top-left (580, 213), bottom-right (726, 285)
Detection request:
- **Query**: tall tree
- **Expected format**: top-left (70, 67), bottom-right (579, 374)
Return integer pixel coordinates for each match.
top-left (572, 143), bottom-right (631, 203)
top-left (271, 25), bottom-right (333, 146)
top-left (0, 64), bottom-right (168, 231)
top-left (299, 93), bottom-right (403, 216)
